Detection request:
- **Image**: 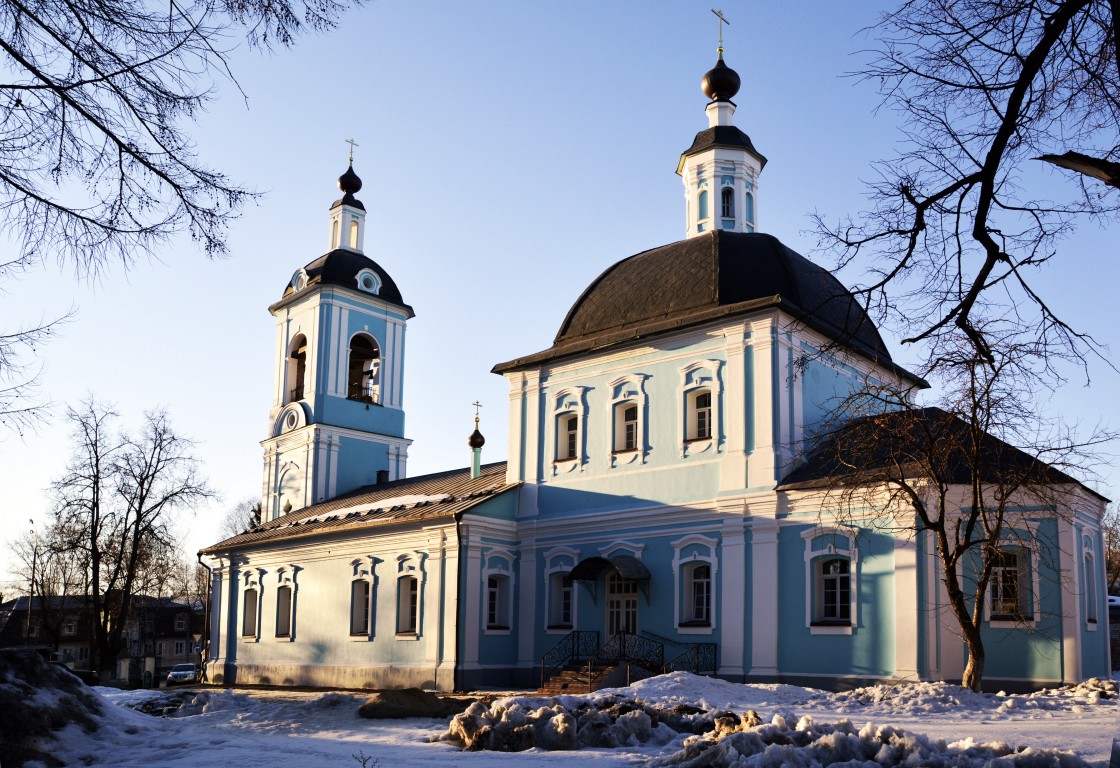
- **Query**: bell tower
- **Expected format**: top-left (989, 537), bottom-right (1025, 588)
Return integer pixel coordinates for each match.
top-left (677, 35), bottom-right (767, 238)
top-left (260, 159), bottom-right (414, 522)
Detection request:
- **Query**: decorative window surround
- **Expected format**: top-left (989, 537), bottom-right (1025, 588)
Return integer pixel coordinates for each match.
top-left (801, 526), bottom-right (858, 635)
top-left (1082, 537), bottom-right (1099, 629)
top-left (552, 387), bottom-right (588, 473)
top-left (240, 569), bottom-right (264, 642)
top-left (348, 557), bottom-right (378, 640)
top-left (671, 533), bottom-right (719, 634)
top-left (544, 546), bottom-right (579, 633)
top-left (679, 360), bottom-right (723, 457)
top-left (482, 548), bottom-right (516, 634)
top-left (347, 332), bottom-right (382, 404)
top-left (978, 525), bottom-right (1041, 629)
top-left (609, 374), bottom-right (648, 467)
top-left (355, 268), bottom-right (381, 295)
top-left (395, 552), bottom-right (426, 639)
top-left (273, 565), bottom-right (299, 641)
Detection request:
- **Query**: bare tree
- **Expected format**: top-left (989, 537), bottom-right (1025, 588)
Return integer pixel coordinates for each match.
top-left (785, 347), bottom-right (1109, 691)
top-left (0, 0), bottom-right (361, 431)
top-left (51, 398), bottom-right (212, 677)
top-left (816, 0), bottom-right (1120, 370)
top-left (217, 497), bottom-right (262, 541)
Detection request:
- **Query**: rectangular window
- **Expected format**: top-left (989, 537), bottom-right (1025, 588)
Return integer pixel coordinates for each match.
top-left (817, 558), bottom-right (851, 623)
top-left (157, 641), bottom-right (168, 656)
top-left (487, 576), bottom-right (510, 630)
top-left (557, 414), bottom-right (579, 460)
top-left (174, 640), bottom-right (185, 656)
top-left (275, 585), bottom-right (292, 637)
top-left (242, 589), bottom-right (258, 637)
top-left (682, 563), bottom-right (711, 626)
top-left (614, 403), bottom-right (639, 452)
top-left (78, 647), bottom-right (88, 661)
top-left (174, 614), bottom-right (187, 632)
top-left (694, 394), bottom-right (712, 443)
top-left (63, 619), bottom-right (77, 636)
top-left (350, 580), bottom-right (371, 635)
top-left (397, 577), bottom-right (418, 635)
top-left (1085, 553), bottom-right (1098, 623)
top-left (991, 550), bottom-right (1025, 618)
top-left (549, 573), bottom-right (573, 628)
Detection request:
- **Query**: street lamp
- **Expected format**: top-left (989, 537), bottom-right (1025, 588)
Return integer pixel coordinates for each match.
top-left (26, 519), bottom-right (38, 641)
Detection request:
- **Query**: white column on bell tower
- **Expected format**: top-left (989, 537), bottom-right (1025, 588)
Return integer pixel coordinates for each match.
top-left (677, 42), bottom-right (766, 239)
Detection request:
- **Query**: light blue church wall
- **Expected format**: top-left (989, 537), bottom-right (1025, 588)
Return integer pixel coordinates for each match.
top-left (475, 537), bottom-right (520, 666)
top-left (1075, 516), bottom-right (1109, 678)
top-left (776, 523), bottom-right (896, 678)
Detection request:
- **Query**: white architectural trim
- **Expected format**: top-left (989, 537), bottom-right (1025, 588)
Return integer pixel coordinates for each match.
top-left (671, 533), bottom-right (719, 634)
top-left (608, 373), bottom-right (649, 467)
top-left (801, 525), bottom-right (859, 634)
top-left (678, 359), bottom-right (723, 457)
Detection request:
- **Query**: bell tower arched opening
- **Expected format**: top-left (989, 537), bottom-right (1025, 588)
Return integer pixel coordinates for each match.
top-left (348, 334), bottom-right (381, 404)
top-left (286, 334), bottom-right (308, 403)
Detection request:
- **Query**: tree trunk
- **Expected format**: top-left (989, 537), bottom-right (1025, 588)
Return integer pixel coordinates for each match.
top-left (961, 623), bottom-right (985, 692)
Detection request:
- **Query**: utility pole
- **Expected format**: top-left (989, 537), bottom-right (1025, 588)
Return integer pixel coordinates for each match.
top-left (26, 519), bottom-right (37, 641)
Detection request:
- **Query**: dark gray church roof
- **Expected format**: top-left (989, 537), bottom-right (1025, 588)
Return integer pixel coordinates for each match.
top-left (274, 249), bottom-right (413, 316)
top-left (200, 462), bottom-right (515, 554)
top-left (493, 231), bottom-right (917, 381)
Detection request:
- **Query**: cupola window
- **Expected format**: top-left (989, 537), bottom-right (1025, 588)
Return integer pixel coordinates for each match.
top-left (347, 334), bottom-right (381, 404)
top-left (349, 220), bottom-right (359, 249)
top-left (721, 187), bottom-right (734, 220)
top-left (698, 189), bottom-right (709, 221)
top-left (355, 268), bottom-right (381, 295)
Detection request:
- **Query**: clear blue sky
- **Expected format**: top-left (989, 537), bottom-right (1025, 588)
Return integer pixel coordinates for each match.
top-left (2, 0), bottom-right (1117, 591)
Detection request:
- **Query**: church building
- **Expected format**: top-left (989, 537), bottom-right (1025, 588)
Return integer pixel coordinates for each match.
top-left (200, 49), bottom-right (1111, 692)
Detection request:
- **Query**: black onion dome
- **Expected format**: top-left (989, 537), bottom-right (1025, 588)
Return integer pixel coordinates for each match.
top-left (333, 163), bottom-right (365, 211)
top-left (493, 231), bottom-right (922, 385)
top-left (468, 429), bottom-right (486, 449)
top-left (701, 56), bottom-right (740, 102)
top-left (274, 249), bottom-right (414, 317)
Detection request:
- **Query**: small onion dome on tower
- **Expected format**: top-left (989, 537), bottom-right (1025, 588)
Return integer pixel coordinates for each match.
top-left (468, 420), bottom-right (486, 449)
top-left (701, 54), bottom-right (741, 102)
top-left (335, 163), bottom-right (364, 210)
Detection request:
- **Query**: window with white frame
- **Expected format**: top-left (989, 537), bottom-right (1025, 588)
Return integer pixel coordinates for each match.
top-left (679, 362), bottom-right (721, 452)
top-left (62, 619), bottom-right (77, 636)
top-left (157, 641), bottom-right (168, 656)
top-left (548, 573), bottom-right (573, 628)
top-left (174, 613), bottom-right (187, 632)
top-left (802, 527), bottom-right (858, 632)
top-left (815, 558), bottom-right (851, 624)
top-left (174, 640), bottom-right (185, 656)
top-left (682, 563), bottom-right (711, 625)
top-left (487, 576), bottom-right (511, 630)
top-left (350, 579), bottom-right (371, 635)
top-left (557, 412), bottom-right (579, 461)
top-left (614, 403), bottom-right (638, 452)
top-left (242, 588), bottom-right (258, 637)
top-left (989, 549), bottom-right (1028, 619)
top-left (397, 576), bottom-right (418, 635)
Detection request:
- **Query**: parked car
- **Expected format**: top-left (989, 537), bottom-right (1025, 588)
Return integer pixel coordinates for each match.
top-left (50, 661), bottom-right (99, 686)
top-left (1108, 594), bottom-right (1120, 608)
top-left (165, 663), bottom-right (197, 686)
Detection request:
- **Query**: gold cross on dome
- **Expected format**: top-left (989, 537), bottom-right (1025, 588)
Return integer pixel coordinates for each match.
top-left (472, 401), bottom-right (483, 418)
top-left (711, 8), bottom-right (730, 53)
top-left (345, 138), bottom-right (359, 164)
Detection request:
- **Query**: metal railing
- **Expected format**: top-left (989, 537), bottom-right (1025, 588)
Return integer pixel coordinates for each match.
top-left (540, 630), bottom-right (599, 689)
top-left (584, 631), bottom-right (664, 690)
top-left (641, 629), bottom-right (718, 675)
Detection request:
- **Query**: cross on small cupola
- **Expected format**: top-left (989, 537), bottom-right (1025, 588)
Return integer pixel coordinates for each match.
top-left (329, 138), bottom-right (367, 253)
top-left (468, 401), bottom-right (486, 479)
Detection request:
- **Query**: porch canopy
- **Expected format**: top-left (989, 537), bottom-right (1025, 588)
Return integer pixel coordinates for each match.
top-left (568, 555), bottom-right (651, 602)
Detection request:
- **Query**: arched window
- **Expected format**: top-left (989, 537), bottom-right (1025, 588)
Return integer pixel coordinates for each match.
top-left (721, 187), bottom-right (734, 219)
top-left (287, 335), bottom-right (307, 403)
top-left (744, 191), bottom-right (755, 230)
top-left (687, 389), bottom-right (712, 441)
top-left (331, 219), bottom-right (340, 249)
top-left (697, 189), bottom-right (709, 220)
top-left (347, 334), bottom-right (381, 403)
top-left (349, 220), bottom-right (359, 249)
top-left (1084, 552), bottom-right (1098, 624)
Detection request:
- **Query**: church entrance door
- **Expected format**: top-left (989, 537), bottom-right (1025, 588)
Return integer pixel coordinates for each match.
top-left (606, 572), bottom-right (638, 635)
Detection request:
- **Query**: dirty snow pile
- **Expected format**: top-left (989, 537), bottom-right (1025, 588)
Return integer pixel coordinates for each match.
top-left (436, 688), bottom-right (1101, 768)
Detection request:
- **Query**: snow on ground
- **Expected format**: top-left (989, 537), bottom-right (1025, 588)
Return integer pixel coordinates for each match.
top-left (28, 674), bottom-right (1120, 767)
